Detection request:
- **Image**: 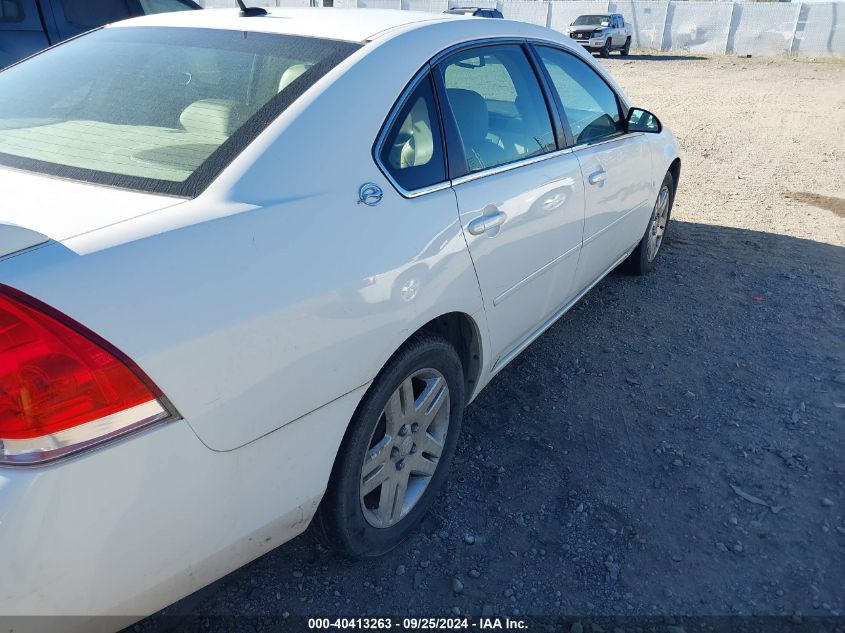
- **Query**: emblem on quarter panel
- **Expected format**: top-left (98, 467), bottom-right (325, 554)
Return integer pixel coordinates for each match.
top-left (400, 277), bottom-right (419, 302)
top-left (358, 183), bottom-right (383, 206)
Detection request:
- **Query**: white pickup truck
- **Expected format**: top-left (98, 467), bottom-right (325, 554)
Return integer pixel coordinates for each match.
top-left (567, 13), bottom-right (633, 57)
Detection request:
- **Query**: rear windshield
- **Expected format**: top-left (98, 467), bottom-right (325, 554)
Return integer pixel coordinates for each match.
top-left (0, 27), bottom-right (360, 197)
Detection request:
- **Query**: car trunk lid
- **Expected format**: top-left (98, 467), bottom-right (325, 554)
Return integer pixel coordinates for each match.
top-left (0, 167), bottom-right (185, 257)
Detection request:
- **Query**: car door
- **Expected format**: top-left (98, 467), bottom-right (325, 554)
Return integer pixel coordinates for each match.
top-left (435, 43), bottom-right (586, 367)
top-left (611, 15), bottom-right (621, 44)
top-left (534, 45), bottom-right (653, 293)
top-left (616, 15), bottom-right (629, 44)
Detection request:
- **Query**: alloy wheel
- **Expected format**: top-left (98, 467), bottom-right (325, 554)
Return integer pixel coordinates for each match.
top-left (646, 184), bottom-right (671, 262)
top-left (359, 368), bottom-right (451, 528)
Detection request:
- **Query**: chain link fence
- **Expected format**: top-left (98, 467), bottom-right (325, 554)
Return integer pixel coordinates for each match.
top-left (197, 0), bottom-right (845, 56)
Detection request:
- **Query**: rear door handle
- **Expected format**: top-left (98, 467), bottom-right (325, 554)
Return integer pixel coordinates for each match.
top-left (467, 210), bottom-right (507, 235)
top-left (588, 170), bottom-right (607, 185)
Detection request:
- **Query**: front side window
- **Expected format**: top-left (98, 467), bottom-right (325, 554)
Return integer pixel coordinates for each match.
top-left (378, 74), bottom-right (446, 193)
top-left (536, 46), bottom-right (623, 145)
top-left (0, 27), bottom-right (360, 196)
top-left (439, 45), bottom-right (555, 175)
top-left (0, 0), bottom-right (23, 22)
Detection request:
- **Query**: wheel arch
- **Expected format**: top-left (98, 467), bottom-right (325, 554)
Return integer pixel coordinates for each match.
top-left (668, 157), bottom-right (681, 197)
top-left (353, 311), bottom-right (485, 421)
top-left (344, 310), bottom-right (485, 432)
top-left (414, 311), bottom-right (483, 401)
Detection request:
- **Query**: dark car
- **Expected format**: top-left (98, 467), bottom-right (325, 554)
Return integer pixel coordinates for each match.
top-left (444, 7), bottom-right (503, 18)
top-left (0, 0), bottom-right (200, 68)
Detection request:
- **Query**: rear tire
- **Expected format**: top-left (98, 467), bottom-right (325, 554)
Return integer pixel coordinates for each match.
top-left (312, 335), bottom-right (465, 558)
top-left (620, 37), bottom-right (631, 56)
top-left (625, 171), bottom-right (674, 276)
top-left (600, 38), bottom-right (612, 58)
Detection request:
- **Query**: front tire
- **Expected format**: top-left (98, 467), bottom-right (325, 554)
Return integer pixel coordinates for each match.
top-left (600, 38), bottom-right (612, 58)
top-left (625, 171), bottom-right (674, 275)
top-left (312, 335), bottom-right (465, 557)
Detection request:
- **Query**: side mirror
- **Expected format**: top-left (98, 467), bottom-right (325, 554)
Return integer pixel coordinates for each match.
top-left (626, 108), bottom-right (662, 134)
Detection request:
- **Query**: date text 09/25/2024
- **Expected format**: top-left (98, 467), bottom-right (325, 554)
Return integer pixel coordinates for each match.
top-left (307, 618), bottom-right (529, 630)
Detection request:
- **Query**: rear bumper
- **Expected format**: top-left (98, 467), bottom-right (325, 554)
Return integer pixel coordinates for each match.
top-left (0, 384), bottom-right (367, 628)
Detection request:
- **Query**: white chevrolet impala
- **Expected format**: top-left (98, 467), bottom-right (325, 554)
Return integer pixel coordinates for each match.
top-left (0, 5), bottom-right (679, 626)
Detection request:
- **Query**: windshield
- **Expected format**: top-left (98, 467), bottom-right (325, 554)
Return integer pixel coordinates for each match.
top-left (0, 27), bottom-right (360, 197)
top-left (572, 15), bottom-right (610, 27)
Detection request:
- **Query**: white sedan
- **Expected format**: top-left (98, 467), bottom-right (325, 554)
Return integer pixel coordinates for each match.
top-left (0, 6), bottom-right (680, 627)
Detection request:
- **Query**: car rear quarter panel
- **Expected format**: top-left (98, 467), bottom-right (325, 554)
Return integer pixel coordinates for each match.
top-left (0, 190), bottom-right (483, 453)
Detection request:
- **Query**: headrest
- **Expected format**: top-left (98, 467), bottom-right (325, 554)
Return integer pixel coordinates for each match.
top-left (278, 64), bottom-right (310, 93)
top-left (399, 96), bottom-right (434, 168)
top-left (180, 99), bottom-right (243, 139)
top-left (446, 88), bottom-right (488, 144)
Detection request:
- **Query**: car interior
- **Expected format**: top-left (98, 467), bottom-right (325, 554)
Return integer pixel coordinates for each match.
top-left (0, 30), bottom-right (329, 183)
top-left (393, 96), bottom-right (435, 170)
top-left (442, 49), bottom-right (556, 173)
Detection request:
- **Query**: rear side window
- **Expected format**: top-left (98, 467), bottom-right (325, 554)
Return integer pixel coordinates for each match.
top-left (0, 0), bottom-right (24, 22)
top-left (536, 46), bottom-right (622, 145)
top-left (438, 44), bottom-right (555, 174)
top-left (59, 0), bottom-right (133, 29)
top-left (378, 74), bottom-right (447, 193)
top-left (0, 27), bottom-right (360, 197)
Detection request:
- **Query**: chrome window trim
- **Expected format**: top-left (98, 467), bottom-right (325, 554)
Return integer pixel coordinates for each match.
top-left (429, 36), bottom-right (536, 66)
top-left (373, 67), bottom-right (452, 200)
top-left (373, 36), bottom-right (635, 198)
top-left (451, 146), bottom-right (574, 187)
top-left (570, 131), bottom-right (643, 154)
top-left (449, 132), bottom-right (644, 188)
top-left (0, 399), bottom-right (174, 466)
top-left (405, 181), bottom-right (453, 197)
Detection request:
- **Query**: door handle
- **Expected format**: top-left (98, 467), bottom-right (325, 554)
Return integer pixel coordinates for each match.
top-left (467, 210), bottom-right (507, 236)
top-left (588, 170), bottom-right (607, 186)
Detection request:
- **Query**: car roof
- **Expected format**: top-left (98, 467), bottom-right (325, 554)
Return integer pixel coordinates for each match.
top-left (112, 7), bottom-right (468, 43)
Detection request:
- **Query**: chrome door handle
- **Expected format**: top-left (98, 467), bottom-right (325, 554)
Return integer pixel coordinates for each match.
top-left (588, 170), bottom-right (607, 185)
top-left (467, 210), bottom-right (506, 235)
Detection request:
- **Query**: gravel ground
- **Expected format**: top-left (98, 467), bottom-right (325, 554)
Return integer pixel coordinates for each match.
top-left (138, 54), bottom-right (845, 630)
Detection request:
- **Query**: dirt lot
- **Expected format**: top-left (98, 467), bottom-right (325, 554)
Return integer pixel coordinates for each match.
top-left (139, 55), bottom-right (845, 630)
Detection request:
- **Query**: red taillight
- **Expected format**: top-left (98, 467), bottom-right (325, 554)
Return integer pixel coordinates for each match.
top-left (0, 284), bottom-right (172, 465)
